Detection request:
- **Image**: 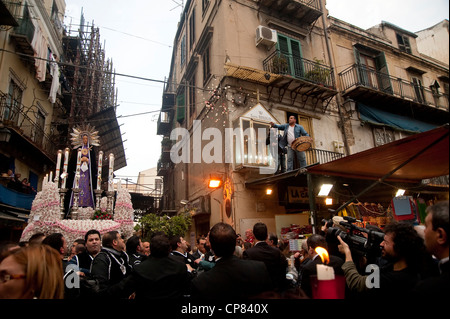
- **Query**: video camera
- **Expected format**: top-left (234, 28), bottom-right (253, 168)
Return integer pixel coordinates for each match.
top-left (325, 216), bottom-right (385, 261)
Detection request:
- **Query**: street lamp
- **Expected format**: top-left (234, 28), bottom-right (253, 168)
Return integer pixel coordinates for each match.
top-left (208, 175), bottom-right (222, 189)
top-left (0, 126), bottom-right (11, 142)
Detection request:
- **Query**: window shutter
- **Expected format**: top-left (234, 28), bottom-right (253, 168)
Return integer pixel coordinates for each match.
top-left (176, 93), bottom-right (185, 123)
top-left (375, 52), bottom-right (393, 94)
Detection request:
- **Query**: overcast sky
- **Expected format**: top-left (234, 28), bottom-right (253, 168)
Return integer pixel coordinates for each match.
top-left (63, 0), bottom-right (449, 184)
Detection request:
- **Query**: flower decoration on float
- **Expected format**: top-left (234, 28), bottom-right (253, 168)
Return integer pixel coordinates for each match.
top-left (92, 209), bottom-right (113, 220)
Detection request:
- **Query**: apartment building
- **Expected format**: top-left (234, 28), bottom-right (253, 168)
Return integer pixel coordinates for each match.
top-left (157, 0), bottom-right (448, 239)
top-left (0, 1), bottom-right (126, 240)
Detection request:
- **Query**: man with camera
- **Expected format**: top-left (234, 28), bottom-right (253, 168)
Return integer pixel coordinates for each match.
top-left (338, 222), bottom-right (433, 298)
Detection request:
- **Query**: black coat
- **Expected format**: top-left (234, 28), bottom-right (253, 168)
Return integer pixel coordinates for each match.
top-left (300, 254), bottom-right (344, 298)
top-left (190, 255), bottom-right (273, 299)
top-left (243, 242), bottom-right (288, 290)
top-left (113, 255), bottom-right (190, 299)
top-left (412, 260), bottom-right (449, 299)
top-left (90, 248), bottom-right (131, 294)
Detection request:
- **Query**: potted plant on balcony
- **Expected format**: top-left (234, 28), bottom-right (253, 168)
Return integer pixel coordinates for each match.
top-left (272, 54), bottom-right (289, 75)
top-left (304, 58), bottom-right (331, 86)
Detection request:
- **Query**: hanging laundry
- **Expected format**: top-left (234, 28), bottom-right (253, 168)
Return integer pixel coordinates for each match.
top-left (49, 53), bottom-right (60, 103)
top-left (30, 13), bottom-right (48, 82)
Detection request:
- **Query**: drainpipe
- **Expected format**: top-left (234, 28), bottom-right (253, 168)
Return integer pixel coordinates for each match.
top-left (319, 0), bottom-right (351, 156)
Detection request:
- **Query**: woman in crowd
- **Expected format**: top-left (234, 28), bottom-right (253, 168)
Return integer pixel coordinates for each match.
top-left (0, 244), bottom-right (64, 299)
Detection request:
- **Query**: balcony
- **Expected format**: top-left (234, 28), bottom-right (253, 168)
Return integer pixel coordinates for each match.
top-left (339, 64), bottom-right (449, 118)
top-left (156, 110), bottom-right (173, 136)
top-left (157, 159), bottom-right (172, 177)
top-left (262, 51), bottom-right (337, 111)
top-left (0, 0), bottom-right (21, 26)
top-left (10, 16), bottom-right (35, 56)
top-left (305, 147), bottom-right (345, 166)
top-left (0, 92), bottom-right (57, 163)
top-left (256, 0), bottom-right (323, 25)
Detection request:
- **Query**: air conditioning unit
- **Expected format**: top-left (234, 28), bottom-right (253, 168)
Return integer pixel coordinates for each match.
top-left (256, 25), bottom-right (277, 47)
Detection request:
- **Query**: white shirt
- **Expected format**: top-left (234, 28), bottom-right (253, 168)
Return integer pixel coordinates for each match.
top-left (287, 125), bottom-right (295, 146)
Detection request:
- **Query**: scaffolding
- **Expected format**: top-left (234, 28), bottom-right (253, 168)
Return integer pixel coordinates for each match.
top-left (56, 14), bottom-right (118, 149)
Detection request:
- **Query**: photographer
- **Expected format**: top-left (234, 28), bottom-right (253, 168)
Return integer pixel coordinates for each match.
top-left (338, 221), bottom-right (433, 298)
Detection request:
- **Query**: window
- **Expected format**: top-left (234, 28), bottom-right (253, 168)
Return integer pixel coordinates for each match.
top-left (411, 76), bottom-right (425, 104)
top-left (276, 34), bottom-right (303, 78)
top-left (3, 79), bottom-right (23, 124)
top-left (396, 33), bottom-right (412, 54)
top-left (176, 91), bottom-right (185, 124)
top-left (354, 45), bottom-right (392, 94)
top-left (202, 0), bottom-right (210, 15)
top-left (189, 9), bottom-right (196, 51)
top-left (202, 46), bottom-right (211, 84)
top-left (180, 35), bottom-right (186, 66)
top-left (32, 107), bottom-right (45, 145)
top-left (373, 127), bottom-right (394, 147)
top-left (188, 73), bottom-right (196, 123)
top-left (234, 118), bottom-right (273, 168)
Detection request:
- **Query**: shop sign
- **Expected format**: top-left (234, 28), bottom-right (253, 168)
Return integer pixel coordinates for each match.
top-left (288, 187), bottom-right (309, 203)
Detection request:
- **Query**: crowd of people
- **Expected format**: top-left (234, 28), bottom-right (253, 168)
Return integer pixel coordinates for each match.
top-left (0, 201), bottom-right (448, 300)
top-left (1, 169), bottom-right (36, 194)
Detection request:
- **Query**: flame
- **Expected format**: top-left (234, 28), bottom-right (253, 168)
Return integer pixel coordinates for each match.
top-left (315, 246), bottom-right (330, 265)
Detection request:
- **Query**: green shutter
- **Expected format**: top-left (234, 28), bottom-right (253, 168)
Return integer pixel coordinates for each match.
top-left (176, 93), bottom-right (185, 123)
top-left (277, 34), bottom-right (303, 78)
top-left (353, 46), bottom-right (364, 84)
top-left (375, 52), bottom-right (393, 94)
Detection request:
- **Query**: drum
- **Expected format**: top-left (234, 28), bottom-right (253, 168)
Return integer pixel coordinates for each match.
top-left (291, 136), bottom-right (313, 151)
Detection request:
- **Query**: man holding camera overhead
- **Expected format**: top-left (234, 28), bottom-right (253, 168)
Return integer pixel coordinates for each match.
top-left (338, 221), bottom-right (437, 298)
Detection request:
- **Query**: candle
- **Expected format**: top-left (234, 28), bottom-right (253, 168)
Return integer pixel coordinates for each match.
top-left (55, 150), bottom-right (62, 184)
top-left (315, 246), bottom-right (335, 280)
top-left (75, 149), bottom-right (81, 189)
top-left (108, 153), bottom-right (114, 192)
top-left (97, 151), bottom-right (103, 190)
top-left (316, 264), bottom-right (335, 281)
top-left (49, 171), bottom-right (53, 183)
top-left (61, 148), bottom-right (69, 189)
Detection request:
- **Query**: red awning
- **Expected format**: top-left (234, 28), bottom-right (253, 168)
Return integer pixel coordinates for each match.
top-left (307, 125), bottom-right (449, 183)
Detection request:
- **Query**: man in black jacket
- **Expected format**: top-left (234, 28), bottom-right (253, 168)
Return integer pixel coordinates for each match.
top-left (67, 229), bottom-right (101, 276)
top-left (111, 234), bottom-right (190, 299)
top-left (243, 222), bottom-right (288, 291)
top-left (190, 222), bottom-right (273, 299)
top-left (91, 231), bottom-right (132, 296)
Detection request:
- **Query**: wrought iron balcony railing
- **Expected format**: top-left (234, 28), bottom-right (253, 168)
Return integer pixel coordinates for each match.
top-left (305, 148), bottom-right (345, 166)
top-left (339, 64), bottom-right (449, 111)
top-left (0, 92), bottom-right (57, 159)
top-left (263, 51), bottom-right (336, 89)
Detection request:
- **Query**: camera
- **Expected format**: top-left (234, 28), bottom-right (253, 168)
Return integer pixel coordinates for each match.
top-left (326, 216), bottom-right (385, 261)
top-left (321, 218), bottom-right (333, 228)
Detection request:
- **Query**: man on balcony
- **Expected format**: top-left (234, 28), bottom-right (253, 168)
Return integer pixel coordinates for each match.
top-left (270, 116), bottom-right (310, 171)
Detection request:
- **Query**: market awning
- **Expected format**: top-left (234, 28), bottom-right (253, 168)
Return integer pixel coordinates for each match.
top-left (307, 125), bottom-right (449, 183)
top-left (358, 103), bottom-right (437, 133)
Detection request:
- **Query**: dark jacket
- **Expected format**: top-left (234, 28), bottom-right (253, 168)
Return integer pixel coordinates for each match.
top-left (170, 250), bottom-right (198, 269)
top-left (412, 259), bottom-right (449, 299)
top-left (113, 255), bottom-right (190, 299)
top-left (243, 241), bottom-right (288, 290)
top-left (68, 251), bottom-right (95, 275)
top-left (90, 247), bottom-right (132, 294)
top-left (190, 255), bottom-right (273, 299)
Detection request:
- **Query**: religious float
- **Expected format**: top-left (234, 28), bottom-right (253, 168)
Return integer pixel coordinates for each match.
top-left (20, 125), bottom-right (134, 245)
